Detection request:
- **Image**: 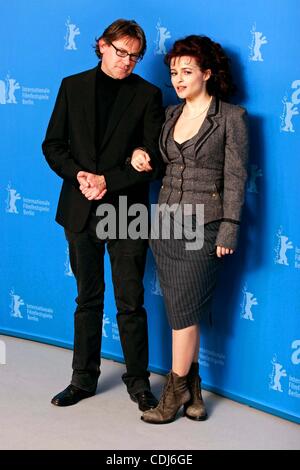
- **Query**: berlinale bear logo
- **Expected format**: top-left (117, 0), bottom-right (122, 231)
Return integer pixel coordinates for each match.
top-left (0, 74), bottom-right (20, 105)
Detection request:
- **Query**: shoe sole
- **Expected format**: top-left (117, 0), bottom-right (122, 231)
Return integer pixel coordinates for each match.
top-left (141, 415), bottom-right (176, 424)
top-left (51, 400), bottom-right (81, 407)
top-left (51, 398), bottom-right (88, 407)
top-left (185, 412), bottom-right (208, 421)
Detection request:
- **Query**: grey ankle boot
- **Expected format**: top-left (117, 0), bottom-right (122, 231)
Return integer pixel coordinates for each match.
top-left (141, 370), bottom-right (191, 424)
top-left (184, 362), bottom-right (208, 421)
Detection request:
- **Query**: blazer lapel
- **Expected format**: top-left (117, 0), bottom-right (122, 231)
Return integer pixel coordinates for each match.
top-left (160, 98), bottom-right (222, 159)
top-left (160, 103), bottom-right (184, 161)
top-left (99, 78), bottom-right (137, 152)
top-left (194, 97), bottom-right (222, 153)
top-left (82, 67), bottom-right (97, 153)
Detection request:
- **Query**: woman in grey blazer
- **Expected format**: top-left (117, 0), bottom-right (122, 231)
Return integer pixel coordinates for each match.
top-left (131, 35), bottom-right (248, 424)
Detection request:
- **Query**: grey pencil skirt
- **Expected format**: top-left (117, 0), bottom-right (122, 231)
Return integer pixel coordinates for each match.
top-left (150, 217), bottom-right (222, 330)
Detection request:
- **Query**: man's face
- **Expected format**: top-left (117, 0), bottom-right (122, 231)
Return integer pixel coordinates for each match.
top-left (99, 35), bottom-right (141, 79)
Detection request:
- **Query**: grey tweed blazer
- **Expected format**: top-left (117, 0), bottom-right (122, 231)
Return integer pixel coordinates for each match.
top-left (158, 96), bottom-right (249, 249)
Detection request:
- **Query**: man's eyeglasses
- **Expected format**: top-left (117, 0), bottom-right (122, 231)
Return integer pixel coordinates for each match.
top-left (108, 41), bottom-right (142, 63)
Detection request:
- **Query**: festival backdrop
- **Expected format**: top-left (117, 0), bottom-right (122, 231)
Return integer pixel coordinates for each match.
top-left (0, 0), bottom-right (299, 423)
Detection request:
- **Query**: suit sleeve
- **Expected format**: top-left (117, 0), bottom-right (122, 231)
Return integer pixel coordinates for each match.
top-left (42, 79), bottom-right (82, 186)
top-left (215, 107), bottom-right (249, 250)
top-left (102, 88), bottom-right (165, 192)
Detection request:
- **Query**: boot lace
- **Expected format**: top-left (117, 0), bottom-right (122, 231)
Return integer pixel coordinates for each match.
top-left (158, 373), bottom-right (173, 410)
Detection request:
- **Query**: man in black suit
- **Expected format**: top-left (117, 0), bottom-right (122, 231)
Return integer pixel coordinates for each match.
top-left (42, 19), bottom-right (164, 410)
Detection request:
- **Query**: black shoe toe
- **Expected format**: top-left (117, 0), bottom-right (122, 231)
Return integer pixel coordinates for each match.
top-left (51, 385), bottom-right (95, 407)
top-left (130, 390), bottom-right (158, 411)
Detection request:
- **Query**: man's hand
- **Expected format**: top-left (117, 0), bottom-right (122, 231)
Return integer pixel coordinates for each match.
top-left (216, 246), bottom-right (234, 258)
top-left (131, 148), bottom-right (152, 172)
top-left (77, 171), bottom-right (107, 200)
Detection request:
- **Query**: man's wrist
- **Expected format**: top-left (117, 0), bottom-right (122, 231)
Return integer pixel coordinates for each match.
top-left (99, 175), bottom-right (106, 190)
top-left (133, 147), bottom-right (147, 154)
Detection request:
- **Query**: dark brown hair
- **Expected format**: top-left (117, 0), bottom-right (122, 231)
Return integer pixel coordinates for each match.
top-left (165, 35), bottom-right (236, 100)
top-left (94, 19), bottom-right (146, 60)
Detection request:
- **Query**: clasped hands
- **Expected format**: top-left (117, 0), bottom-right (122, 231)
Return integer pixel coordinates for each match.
top-left (130, 149), bottom-right (234, 258)
top-left (76, 149), bottom-right (152, 201)
top-left (77, 172), bottom-right (107, 200)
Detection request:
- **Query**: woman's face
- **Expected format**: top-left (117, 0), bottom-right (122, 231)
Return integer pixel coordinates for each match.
top-left (170, 56), bottom-right (211, 100)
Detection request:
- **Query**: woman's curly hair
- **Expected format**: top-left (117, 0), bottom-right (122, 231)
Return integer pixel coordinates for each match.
top-left (165, 35), bottom-right (236, 100)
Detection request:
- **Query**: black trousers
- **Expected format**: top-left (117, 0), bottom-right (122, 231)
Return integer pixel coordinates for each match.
top-left (65, 212), bottom-right (150, 394)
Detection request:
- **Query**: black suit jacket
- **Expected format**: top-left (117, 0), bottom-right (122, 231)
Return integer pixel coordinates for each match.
top-left (42, 66), bottom-right (164, 232)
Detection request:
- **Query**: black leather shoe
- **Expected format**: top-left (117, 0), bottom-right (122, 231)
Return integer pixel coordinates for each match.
top-left (130, 390), bottom-right (158, 411)
top-left (51, 384), bottom-right (95, 407)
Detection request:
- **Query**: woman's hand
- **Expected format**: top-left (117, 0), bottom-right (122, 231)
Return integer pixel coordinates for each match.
top-left (131, 148), bottom-right (152, 172)
top-left (216, 246), bottom-right (234, 258)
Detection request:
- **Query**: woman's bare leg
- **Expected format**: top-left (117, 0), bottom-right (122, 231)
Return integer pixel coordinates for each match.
top-left (172, 324), bottom-right (200, 376)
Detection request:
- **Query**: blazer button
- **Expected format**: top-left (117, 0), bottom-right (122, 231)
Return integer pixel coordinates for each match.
top-left (212, 192), bottom-right (217, 198)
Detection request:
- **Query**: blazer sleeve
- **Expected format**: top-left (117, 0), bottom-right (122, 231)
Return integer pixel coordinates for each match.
top-left (42, 79), bottom-right (82, 186)
top-left (102, 88), bottom-right (165, 192)
top-left (215, 107), bottom-right (249, 250)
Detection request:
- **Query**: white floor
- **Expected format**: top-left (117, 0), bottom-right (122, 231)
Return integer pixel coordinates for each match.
top-left (0, 335), bottom-right (299, 450)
